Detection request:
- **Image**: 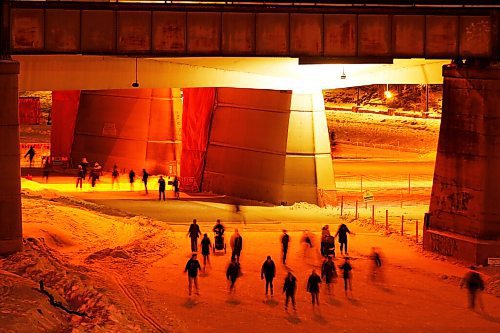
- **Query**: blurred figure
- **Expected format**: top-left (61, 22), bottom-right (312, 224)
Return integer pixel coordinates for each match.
top-left (226, 257), bottom-right (241, 294)
top-left (200, 233), bottom-right (211, 271)
top-left (42, 157), bottom-right (51, 183)
top-left (461, 266), bottom-right (485, 310)
top-left (261, 256), bottom-right (276, 296)
top-left (142, 169), bottom-right (149, 194)
top-left (187, 219), bottom-right (202, 252)
top-left (111, 164), bottom-right (120, 189)
top-left (230, 229), bottom-right (243, 261)
top-left (76, 165), bottom-right (84, 189)
top-left (90, 162), bottom-right (102, 188)
top-left (370, 247), bottom-right (384, 283)
top-left (81, 157), bottom-right (89, 179)
top-left (339, 257), bottom-right (353, 297)
top-left (184, 253), bottom-right (201, 296)
top-left (321, 255), bottom-right (337, 295)
top-left (283, 272), bottom-right (297, 311)
top-left (158, 175), bottom-right (166, 201)
top-left (128, 169), bottom-right (135, 191)
top-left (24, 146), bottom-right (36, 168)
top-left (306, 269), bottom-right (322, 307)
top-left (172, 175), bottom-right (180, 199)
top-left (281, 230), bottom-right (290, 264)
top-left (301, 230), bottom-right (314, 258)
top-left (320, 225), bottom-right (331, 257)
top-left (335, 223), bottom-right (352, 255)
top-left (233, 203), bottom-right (246, 225)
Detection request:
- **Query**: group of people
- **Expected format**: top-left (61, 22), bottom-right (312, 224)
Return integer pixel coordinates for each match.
top-left (74, 158), bottom-right (180, 198)
top-left (184, 220), bottom-right (361, 310)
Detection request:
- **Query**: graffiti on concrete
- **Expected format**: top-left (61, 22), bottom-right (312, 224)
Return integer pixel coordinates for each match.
top-left (447, 191), bottom-right (473, 211)
top-left (430, 233), bottom-right (458, 257)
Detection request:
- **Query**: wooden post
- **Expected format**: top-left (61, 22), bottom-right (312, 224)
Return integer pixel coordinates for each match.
top-left (371, 205), bottom-right (375, 225)
top-left (340, 195), bottom-right (344, 216)
top-left (416, 220), bottom-right (419, 242)
top-left (401, 215), bottom-right (404, 236)
top-left (355, 200), bottom-right (358, 220)
top-left (408, 174), bottom-right (411, 194)
top-left (385, 209), bottom-right (388, 230)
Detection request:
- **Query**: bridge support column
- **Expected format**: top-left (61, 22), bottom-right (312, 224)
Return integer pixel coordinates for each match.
top-left (424, 63), bottom-right (500, 265)
top-left (0, 60), bottom-right (22, 255)
top-left (202, 88), bottom-right (336, 206)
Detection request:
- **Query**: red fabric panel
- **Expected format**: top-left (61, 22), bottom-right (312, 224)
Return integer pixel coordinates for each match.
top-left (50, 91), bottom-right (80, 158)
top-left (19, 97), bottom-right (41, 125)
top-left (181, 88), bottom-right (216, 191)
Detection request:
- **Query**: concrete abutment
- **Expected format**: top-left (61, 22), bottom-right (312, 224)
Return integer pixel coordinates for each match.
top-left (424, 63), bottom-right (500, 265)
top-left (0, 60), bottom-right (22, 255)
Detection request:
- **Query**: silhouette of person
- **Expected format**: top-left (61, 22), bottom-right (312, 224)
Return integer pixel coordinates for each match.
top-left (184, 253), bottom-right (201, 296)
top-left (226, 257), bottom-right (241, 294)
top-left (283, 272), bottom-right (297, 311)
top-left (461, 266), bottom-right (485, 310)
top-left (307, 269), bottom-right (322, 307)
top-left (200, 233), bottom-right (211, 271)
top-left (142, 169), bottom-right (149, 194)
top-left (187, 219), bottom-right (202, 252)
top-left (230, 229), bottom-right (243, 261)
top-left (281, 230), bottom-right (290, 264)
top-left (261, 256), bottom-right (276, 296)
top-left (158, 175), bottom-right (166, 201)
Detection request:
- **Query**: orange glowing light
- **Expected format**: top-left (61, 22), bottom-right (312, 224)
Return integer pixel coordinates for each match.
top-left (384, 90), bottom-right (394, 99)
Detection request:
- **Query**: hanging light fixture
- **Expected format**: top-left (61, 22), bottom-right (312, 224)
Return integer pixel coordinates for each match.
top-left (384, 83), bottom-right (393, 99)
top-left (132, 57), bottom-right (139, 88)
top-left (340, 66), bottom-right (346, 80)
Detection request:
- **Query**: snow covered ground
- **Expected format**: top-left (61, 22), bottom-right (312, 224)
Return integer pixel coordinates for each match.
top-left (1, 179), bottom-right (499, 332)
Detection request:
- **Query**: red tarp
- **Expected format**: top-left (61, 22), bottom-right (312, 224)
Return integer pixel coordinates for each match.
top-left (19, 97), bottom-right (41, 125)
top-left (50, 91), bottom-right (81, 159)
top-left (181, 88), bottom-right (216, 192)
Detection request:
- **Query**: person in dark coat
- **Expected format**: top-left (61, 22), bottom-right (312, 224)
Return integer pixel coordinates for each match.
top-left (81, 157), bottom-right (89, 179)
top-left (158, 175), bottom-right (166, 201)
top-left (213, 219), bottom-right (225, 236)
top-left (129, 169), bottom-right (135, 191)
top-left (283, 272), bottom-right (297, 311)
top-left (261, 256), bottom-right (276, 296)
top-left (172, 175), bottom-right (180, 199)
top-left (142, 169), bottom-right (149, 194)
top-left (370, 247), bottom-right (383, 283)
top-left (187, 219), bottom-right (202, 252)
top-left (321, 225), bottom-right (331, 257)
top-left (321, 255), bottom-right (338, 294)
top-left (111, 164), bottom-right (120, 189)
top-left (230, 229), bottom-right (243, 261)
top-left (339, 257), bottom-right (353, 296)
top-left (461, 266), bottom-right (485, 310)
top-left (42, 158), bottom-right (51, 183)
top-left (76, 165), bottom-right (84, 189)
top-left (226, 257), bottom-right (241, 294)
top-left (335, 224), bottom-right (352, 255)
top-left (184, 253), bottom-right (201, 296)
top-left (24, 146), bottom-right (36, 168)
top-left (90, 162), bottom-right (102, 188)
top-left (307, 269), bottom-right (322, 306)
top-left (281, 230), bottom-right (290, 264)
top-left (200, 233), bottom-right (211, 271)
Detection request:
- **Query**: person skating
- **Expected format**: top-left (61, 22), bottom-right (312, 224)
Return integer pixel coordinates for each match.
top-left (128, 169), bottom-right (135, 191)
top-left (283, 272), bottom-right (297, 311)
top-left (307, 269), bottom-right (322, 307)
top-left (172, 175), bottom-right (180, 199)
top-left (81, 157), bottom-right (89, 179)
top-left (321, 255), bottom-right (338, 295)
top-left (226, 257), bottom-right (241, 294)
top-left (184, 253), bottom-right (201, 296)
top-left (339, 257), bottom-right (353, 297)
top-left (261, 256), bottom-right (276, 296)
top-left (461, 266), bottom-right (485, 310)
top-left (24, 146), bottom-right (36, 168)
top-left (142, 169), bottom-right (149, 194)
top-left (200, 233), bottom-right (211, 271)
top-left (281, 230), bottom-right (290, 264)
top-left (335, 223), bottom-right (352, 255)
top-left (42, 157), bottom-right (51, 183)
top-left (230, 229), bottom-right (243, 261)
top-left (90, 162), bottom-right (102, 188)
top-left (76, 165), bottom-right (84, 189)
top-left (321, 225), bottom-right (331, 257)
top-left (187, 219), bottom-right (202, 252)
top-left (158, 175), bottom-right (166, 201)
top-left (111, 164), bottom-right (120, 189)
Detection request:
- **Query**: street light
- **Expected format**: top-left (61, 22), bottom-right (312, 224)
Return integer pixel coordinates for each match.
top-left (384, 84), bottom-right (393, 99)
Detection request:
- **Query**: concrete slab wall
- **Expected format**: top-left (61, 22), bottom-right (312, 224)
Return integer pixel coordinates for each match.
top-left (202, 88), bottom-right (336, 205)
top-left (424, 64), bottom-right (500, 264)
top-left (71, 88), bottom-right (182, 174)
